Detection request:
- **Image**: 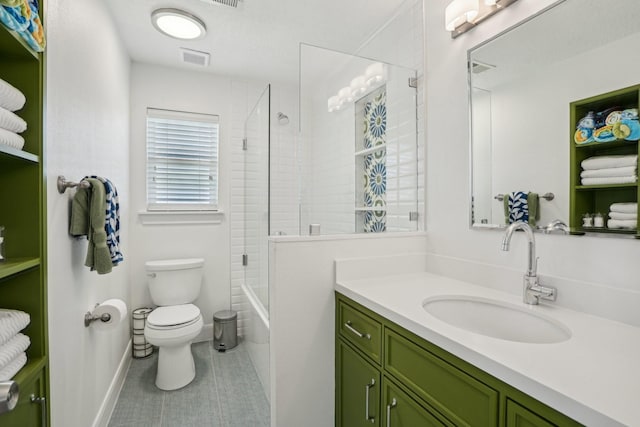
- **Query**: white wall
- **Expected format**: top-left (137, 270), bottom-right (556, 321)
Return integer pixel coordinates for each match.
top-left (425, 0), bottom-right (640, 319)
top-left (129, 63), bottom-right (236, 336)
top-left (269, 234), bottom-right (427, 427)
top-left (46, 0), bottom-right (131, 426)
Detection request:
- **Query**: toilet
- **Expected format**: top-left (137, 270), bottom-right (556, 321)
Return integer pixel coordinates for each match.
top-left (144, 258), bottom-right (204, 390)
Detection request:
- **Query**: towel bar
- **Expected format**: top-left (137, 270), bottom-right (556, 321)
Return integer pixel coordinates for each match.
top-left (494, 192), bottom-right (554, 202)
top-left (57, 175), bottom-right (90, 194)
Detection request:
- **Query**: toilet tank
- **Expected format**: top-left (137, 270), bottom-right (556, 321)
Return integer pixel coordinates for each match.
top-left (146, 258), bottom-right (204, 306)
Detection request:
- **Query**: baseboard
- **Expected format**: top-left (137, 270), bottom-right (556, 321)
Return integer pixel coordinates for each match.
top-left (195, 322), bottom-right (213, 343)
top-left (92, 339), bottom-right (132, 427)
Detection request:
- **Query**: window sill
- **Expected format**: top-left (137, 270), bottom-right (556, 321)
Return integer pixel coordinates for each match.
top-left (138, 210), bottom-right (224, 225)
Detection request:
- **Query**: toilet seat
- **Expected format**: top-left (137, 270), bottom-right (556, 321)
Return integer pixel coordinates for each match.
top-left (147, 304), bottom-right (201, 330)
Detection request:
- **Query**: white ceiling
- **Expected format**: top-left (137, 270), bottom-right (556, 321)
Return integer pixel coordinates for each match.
top-left (104, 0), bottom-right (409, 85)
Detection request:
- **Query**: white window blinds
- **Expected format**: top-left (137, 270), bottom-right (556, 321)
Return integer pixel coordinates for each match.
top-left (146, 108), bottom-right (219, 211)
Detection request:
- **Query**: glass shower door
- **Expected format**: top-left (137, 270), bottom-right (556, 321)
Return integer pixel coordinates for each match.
top-left (244, 84), bottom-right (270, 315)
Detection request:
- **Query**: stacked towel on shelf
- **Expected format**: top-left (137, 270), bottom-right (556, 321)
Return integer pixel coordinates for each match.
top-left (0, 0), bottom-right (45, 52)
top-left (0, 78), bottom-right (27, 151)
top-left (580, 155), bottom-right (637, 185)
top-left (608, 202), bottom-right (637, 230)
top-left (0, 309), bottom-right (30, 380)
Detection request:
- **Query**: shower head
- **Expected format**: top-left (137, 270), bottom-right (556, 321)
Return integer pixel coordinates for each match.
top-left (277, 112), bottom-right (289, 125)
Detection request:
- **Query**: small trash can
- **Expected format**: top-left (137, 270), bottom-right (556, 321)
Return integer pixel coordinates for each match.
top-left (213, 310), bottom-right (237, 352)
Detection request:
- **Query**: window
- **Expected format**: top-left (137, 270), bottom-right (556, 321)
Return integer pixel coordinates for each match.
top-left (146, 108), bottom-right (219, 211)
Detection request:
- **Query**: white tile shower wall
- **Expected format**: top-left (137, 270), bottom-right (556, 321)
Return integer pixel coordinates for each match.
top-left (357, 0), bottom-right (425, 230)
top-left (300, 0), bottom-right (425, 234)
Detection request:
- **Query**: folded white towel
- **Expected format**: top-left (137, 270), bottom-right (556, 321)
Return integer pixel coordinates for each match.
top-left (581, 175), bottom-right (637, 186)
top-left (0, 78), bottom-right (26, 112)
top-left (580, 166), bottom-right (637, 178)
top-left (609, 211), bottom-right (638, 220)
top-left (0, 309), bottom-right (30, 347)
top-left (0, 333), bottom-right (30, 371)
top-left (581, 155), bottom-right (638, 170)
top-left (607, 219), bottom-right (637, 229)
top-left (610, 202), bottom-right (638, 214)
top-left (0, 127), bottom-right (24, 150)
top-left (0, 352), bottom-right (27, 381)
top-left (0, 106), bottom-right (26, 133)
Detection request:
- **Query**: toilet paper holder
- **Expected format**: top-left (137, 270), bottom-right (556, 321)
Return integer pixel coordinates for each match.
top-left (84, 304), bottom-right (112, 327)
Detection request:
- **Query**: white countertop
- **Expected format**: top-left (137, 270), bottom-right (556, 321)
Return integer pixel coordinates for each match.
top-left (336, 271), bottom-right (640, 427)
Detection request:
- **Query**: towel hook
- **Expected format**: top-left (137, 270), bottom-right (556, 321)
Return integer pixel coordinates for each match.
top-left (57, 175), bottom-right (90, 194)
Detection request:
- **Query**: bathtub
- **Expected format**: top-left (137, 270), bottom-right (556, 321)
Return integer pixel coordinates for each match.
top-left (240, 282), bottom-right (270, 401)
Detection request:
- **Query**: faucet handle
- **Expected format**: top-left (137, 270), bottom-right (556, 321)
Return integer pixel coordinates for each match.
top-left (529, 284), bottom-right (557, 301)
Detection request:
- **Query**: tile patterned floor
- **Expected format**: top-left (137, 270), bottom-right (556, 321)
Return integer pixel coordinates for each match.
top-left (108, 340), bottom-right (270, 427)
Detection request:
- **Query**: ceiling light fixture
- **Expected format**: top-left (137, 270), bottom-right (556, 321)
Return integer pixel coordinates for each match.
top-left (445, 0), bottom-right (518, 39)
top-left (151, 8), bottom-right (207, 40)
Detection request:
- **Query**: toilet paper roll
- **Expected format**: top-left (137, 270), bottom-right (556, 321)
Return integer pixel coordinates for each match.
top-left (92, 299), bottom-right (127, 331)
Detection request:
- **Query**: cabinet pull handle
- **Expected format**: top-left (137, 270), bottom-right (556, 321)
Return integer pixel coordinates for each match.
top-left (365, 378), bottom-right (375, 423)
top-left (345, 321), bottom-right (371, 340)
top-left (386, 398), bottom-right (397, 427)
top-left (31, 394), bottom-right (47, 427)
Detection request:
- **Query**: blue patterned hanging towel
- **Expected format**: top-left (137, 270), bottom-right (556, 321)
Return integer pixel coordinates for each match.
top-left (89, 176), bottom-right (123, 265)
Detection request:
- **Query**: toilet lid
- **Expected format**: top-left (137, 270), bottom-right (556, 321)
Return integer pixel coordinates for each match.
top-left (147, 304), bottom-right (201, 327)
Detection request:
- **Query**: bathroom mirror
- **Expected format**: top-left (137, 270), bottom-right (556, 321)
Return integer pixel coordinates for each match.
top-left (469, 0), bottom-right (640, 233)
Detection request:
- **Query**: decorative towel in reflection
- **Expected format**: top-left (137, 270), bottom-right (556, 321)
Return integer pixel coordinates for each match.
top-left (610, 202), bottom-right (637, 214)
top-left (0, 0), bottom-right (25, 6)
top-left (0, 0), bottom-right (45, 52)
top-left (503, 192), bottom-right (539, 226)
top-left (70, 178), bottom-right (113, 274)
top-left (0, 1), bottom-right (29, 33)
top-left (0, 309), bottom-right (30, 347)
top-left (581, 154), bottom-right (637, 170)
top-left (89, 176), bottom-right (123, 265)
top-left (0, 78), bottom-right (26, 112)
top-left (0, 333), bottom-right (29, 371)
top-left (607, 219), bottom-right (637, 230)
top-left (0, 352), bottom-right (26, 380)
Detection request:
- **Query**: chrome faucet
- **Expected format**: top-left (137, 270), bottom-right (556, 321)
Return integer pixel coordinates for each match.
top-left (543, 219), bottom-right (569, 235)
top-left (501, 222), bottom-right (556, 305)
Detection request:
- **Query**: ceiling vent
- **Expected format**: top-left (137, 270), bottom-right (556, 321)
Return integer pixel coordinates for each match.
top-left (199, 0), bottom-right (239, 7)
top-left (470, 60), bottom-right (495, 74)
top-left (180, 48), bottom-right (211, 67)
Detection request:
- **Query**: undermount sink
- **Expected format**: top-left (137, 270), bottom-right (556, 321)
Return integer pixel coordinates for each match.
top-left (422, 295), bottom-right (571, 344)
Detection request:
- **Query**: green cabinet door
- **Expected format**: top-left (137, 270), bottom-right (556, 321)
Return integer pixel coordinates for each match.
top-left (337, 340), bottom-right (381, 427)
top-left (507, 399), bottom-right (556, 427)
top-left (0, 370), bottom-right (46, 427)
top-left (383, 378), bottom-right (447, 427)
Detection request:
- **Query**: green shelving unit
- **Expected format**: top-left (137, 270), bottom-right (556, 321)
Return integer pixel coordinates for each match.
top-left (0, 3), bottom-right (49, 426)
top-left (569, 84), bottom-right (640, 238)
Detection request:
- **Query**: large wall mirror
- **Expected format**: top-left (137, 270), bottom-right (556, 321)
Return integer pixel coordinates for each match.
top-left (469, 0), bottom-right (640, 237)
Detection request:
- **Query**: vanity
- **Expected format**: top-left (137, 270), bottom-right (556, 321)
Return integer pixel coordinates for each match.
top-left (335, 268), bottom-right (640, 426)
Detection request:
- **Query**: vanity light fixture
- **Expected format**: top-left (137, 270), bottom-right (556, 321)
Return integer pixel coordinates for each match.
top-left (350, 76), bottom-right (368, 98)
top-left (365, 62), bottom-right (387, 87)
top-left (445, 0), bottom-right (519, 39)
top-left (338, 87), bottom-right (354, 105)
top-left (327, 96), bottom-right (340, 113)
top-left (151, 8), bottom-right (207, 40)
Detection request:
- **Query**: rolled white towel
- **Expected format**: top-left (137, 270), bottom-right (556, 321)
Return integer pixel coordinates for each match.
top-left (581, 176), bottom-right (637, 186)
top-left (0, 309), bottom-right (31, 347)
top-left (0, 352), bottom-right (27, 381)
top-left (607, 219), bottom-right (637, 229)
top-left (581, 155), bottom-right (638, 170)
top-left (0, 127), bottom-right (25, 150)
top-left (609, 211), bottom-right (638, 220)
top-left (580, 166), bottom-right (637, 178)
top-left (610, 202), bottom-right (638, 214)
top-left (0, 78), bottom-right (26, 112)
top-left (0, 333), bottom-right (30, 371)
top-left (0, 106), bottom-right (27, 133)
